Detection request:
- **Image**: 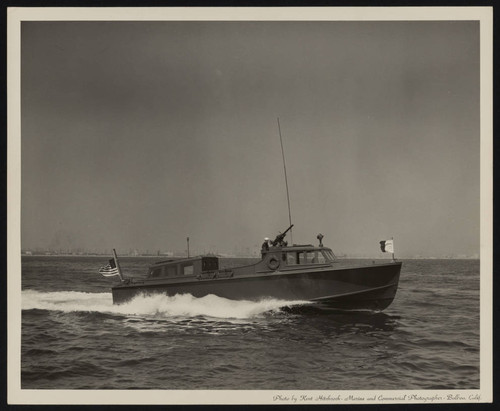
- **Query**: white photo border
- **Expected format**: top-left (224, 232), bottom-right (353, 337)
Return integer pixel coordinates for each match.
top-left (7, 6), bottom-right (493, 405)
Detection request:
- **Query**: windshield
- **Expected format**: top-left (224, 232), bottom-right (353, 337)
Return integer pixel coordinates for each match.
top-left (285, 249), bottom-right (335, 265)
top-left (322, 249), bottom-right (336, 261)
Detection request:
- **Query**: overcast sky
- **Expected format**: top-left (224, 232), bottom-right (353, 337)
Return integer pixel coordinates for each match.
top-left (21, 20), bottom-right (479, 257)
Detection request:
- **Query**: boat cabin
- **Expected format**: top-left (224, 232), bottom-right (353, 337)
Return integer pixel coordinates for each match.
top-left (147, 256), bottom-right (219, 279)
top-left (146, 244), bottom-right (336, 281)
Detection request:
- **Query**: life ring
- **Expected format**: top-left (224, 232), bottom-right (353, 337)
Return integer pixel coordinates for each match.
top-left (267, 256), bottom-right (280, 270)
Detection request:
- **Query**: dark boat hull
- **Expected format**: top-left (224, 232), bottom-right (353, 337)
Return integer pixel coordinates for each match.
top-left (112, 262), bottom-right (402, 311)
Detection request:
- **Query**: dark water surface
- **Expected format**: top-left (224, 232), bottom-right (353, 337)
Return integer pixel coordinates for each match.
top-left (21, 257), bottom-right (479, 389)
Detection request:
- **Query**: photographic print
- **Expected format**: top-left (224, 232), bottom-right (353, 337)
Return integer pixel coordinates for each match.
top-left (7, 6), bottom-right (492, 405)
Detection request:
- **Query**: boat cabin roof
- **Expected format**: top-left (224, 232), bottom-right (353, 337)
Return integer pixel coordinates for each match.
top-left (265, 244), bottom-right (334, 253)
top-left (152, 256), bottom-right (204, 266)
top-left (147, 255), bottom-right (219, 279)
top-left (144, 244), bottom-right (335, 280)
top-left (282, 244), bottom-right (321, 251)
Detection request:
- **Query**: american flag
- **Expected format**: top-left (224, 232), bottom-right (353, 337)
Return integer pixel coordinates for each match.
top-left (99, 258), bottom-right (119, 277)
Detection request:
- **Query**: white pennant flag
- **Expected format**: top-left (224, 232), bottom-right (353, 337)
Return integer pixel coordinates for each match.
top-left (380, 239), bottom-right (394, 253)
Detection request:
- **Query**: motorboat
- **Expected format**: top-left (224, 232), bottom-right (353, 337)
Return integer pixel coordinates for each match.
top-left (108, 226), bottom-right (402, 311)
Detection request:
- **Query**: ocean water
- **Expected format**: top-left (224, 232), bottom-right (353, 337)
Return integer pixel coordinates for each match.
top-left (20, 257), bottom-right (479, 390)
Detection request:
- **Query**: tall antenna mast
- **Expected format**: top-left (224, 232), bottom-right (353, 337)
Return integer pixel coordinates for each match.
top-left (277, 117), bottom-right (293, 243)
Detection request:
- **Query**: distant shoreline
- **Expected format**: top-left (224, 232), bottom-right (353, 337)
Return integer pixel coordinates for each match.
top-left (20, 254), bottom-right (480, 260)
top-left (21, 254), bottom-right (190, 258)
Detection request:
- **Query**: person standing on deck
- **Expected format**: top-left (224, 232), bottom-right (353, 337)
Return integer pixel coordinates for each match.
top-left (261, 238), bottom-right (270, 252)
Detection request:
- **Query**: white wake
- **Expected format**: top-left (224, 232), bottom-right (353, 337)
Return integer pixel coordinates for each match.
top-left (21, 290), bottom-right (310, 319)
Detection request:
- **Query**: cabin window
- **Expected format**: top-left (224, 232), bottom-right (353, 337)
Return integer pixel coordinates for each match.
top-left (321, 250), bottom-right (335, 261)
top-left (304, 251), bottom-right (317, 263)
top-left (286, 250), bottom-right (331, 265)
top-left (287, 251), bottom-right (312, 264)
top-left (298, 251), bottom-right (320, 264)
top-left (183, 264), bottom-right (194, 275)
top-left (299, 252), bottom-right (307, 264)
top-left (202, 258), bottom-right (218, 272)
top-left (301, 251), bottom-right (327, 264)
top-left (150, 268), bottom-right (162, 278)
top-left (286, 252), bottom-right (299, 265)
top-left (316, 251), bottom-right (327, 263)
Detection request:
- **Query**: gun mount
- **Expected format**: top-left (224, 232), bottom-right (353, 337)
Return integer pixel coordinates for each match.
top-left (271, 224), bottom-right (294, 247)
